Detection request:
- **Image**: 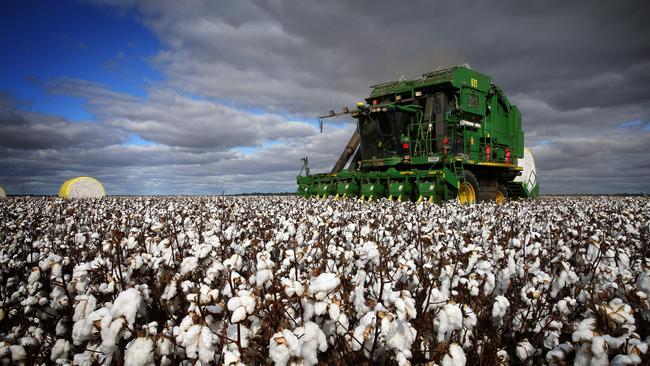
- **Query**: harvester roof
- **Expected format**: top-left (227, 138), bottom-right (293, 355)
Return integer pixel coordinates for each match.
top-left (368, 65), bottom-right (491, 100)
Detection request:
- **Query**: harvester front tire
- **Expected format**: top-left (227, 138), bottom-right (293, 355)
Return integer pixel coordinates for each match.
top-left (495, 184), bottom-right (508, 204)
top-left (458, 171), bottom-right (479, 205)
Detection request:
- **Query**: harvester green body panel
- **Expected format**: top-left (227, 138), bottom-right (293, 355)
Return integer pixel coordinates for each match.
top-left (298, 65), bottom-right (538, 202)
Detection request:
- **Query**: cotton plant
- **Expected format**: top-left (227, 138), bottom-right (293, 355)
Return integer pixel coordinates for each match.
top-left (1, 195), bottom-right (650, 365)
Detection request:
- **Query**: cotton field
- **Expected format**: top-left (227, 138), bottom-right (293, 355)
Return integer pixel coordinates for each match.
top-left (0, 196), bottom-right (648, 365)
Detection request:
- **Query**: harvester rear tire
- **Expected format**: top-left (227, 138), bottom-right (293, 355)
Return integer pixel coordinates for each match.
top-left (458, 171), bottom-right (479, 204)
top-left (495, 184), bottom-right (508, 204)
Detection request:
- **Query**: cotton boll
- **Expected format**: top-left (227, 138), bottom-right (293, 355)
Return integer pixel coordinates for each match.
top-left (637, 268), bottom-right (650, 294)
top-left (55, 318), bottom-right (68, 337)
top-left (294, 321), bottom-right (328, 365)
top-left (543, 329), bottom-right (561, 349)
top-left (224, 253), bottom-right (244, 271)
top-left (309, 272), bottom-right (340, 295)
top-left (510, 238), bottom-right (522, 248)
top-left (462, 305), bottom-right (477, 330)
top-left (270, 330), bottom-right (301, 366)
top-left (516, 339), bottom-right (536, 361)
top-left (10, 345), bottom-right (26, 362)
top-left (198, 325), bottom-right (218, 363)
top-left (551, 267), bottom-right (579, 297)
top-left (599, 298), bottom-right (635, 332)
top-left (383, 317), bottom-right (417, 362)
top-left (72, 306), bottom-right (110, 345)
top-left (314, 301), bottom-right (328, 316)
top-left (194, 243), bottom-right (212, 259)
top-left (27, 267), bottom-right (40, 284)
top-left (441, 343), bottom-right (466, 366)
top-left (227, 290), bottom-right (256, 323)
top-left (281, 277), bottom-right (305, 297)
top-left (50, 338), bottom-right (71, 362)
top-left (268, 322), bottom-right (327, 366)
top-left (352, 311), bottom-right (376, 355)
top-left (496, 349), bottom-right (510, 365)
top-left (222, 343), bottom-right (244, 366)
top-left (492, 296), bottom-right (510, 323)
top-left (328, 303), bottom-right (341, 321)
top-left (611, 354), bottom-right (642, 366)
top-left (554, 297), bottom-right (576, 317)
top-left (178, 324), bottom-right (217, 363)
top-left (161, 280), bottom-right (177, 301)
top-left (110, 288), bottom-right (142, 325)
top-left (434, 303), bottom-right (463, 342)
top-left (545, 343), bottom-right (574, 366)
top-left (357, 241), bottom-right (380, 267)
top-left (255, 251), bottom-right (275, 287)
top-left (100, 317), bottom-right (126, 362)
top-left (124, 337), bottom-right (154, 366)
top-left (269, 334), bottom-right (292, 366)
top-left (231, 306), bottom-right (247, 323)
top-left (156, 336), bottom-right (173, 358)
top-left (180, 256), bottom-right (199, 276)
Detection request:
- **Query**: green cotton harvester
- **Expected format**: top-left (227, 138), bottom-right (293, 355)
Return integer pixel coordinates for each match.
top-left (297, 65), bottom-right (539, 203)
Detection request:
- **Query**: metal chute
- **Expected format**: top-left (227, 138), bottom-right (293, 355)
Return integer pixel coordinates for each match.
top-left (331, 128), bottom-right (360, 173)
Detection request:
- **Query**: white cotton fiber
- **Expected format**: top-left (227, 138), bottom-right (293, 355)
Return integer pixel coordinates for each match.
top-left (124, 337), bottom-right (154, 366)
top-left (110, 288), bottom-right (142, 324)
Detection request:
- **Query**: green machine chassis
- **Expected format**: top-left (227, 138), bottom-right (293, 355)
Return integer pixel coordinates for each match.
top-left (297, 66), bottom-right (539, 202)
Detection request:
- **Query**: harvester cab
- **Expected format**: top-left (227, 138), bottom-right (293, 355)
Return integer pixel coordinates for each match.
top-left (298, 65), bottom-right (539, 203)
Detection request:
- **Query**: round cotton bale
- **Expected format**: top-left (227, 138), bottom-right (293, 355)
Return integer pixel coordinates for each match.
top-left (0, 186), bottom-right (6, 198)
top-left (513, 147), bottom-right (537, 193)
top-left (58, 177), bottom-right (106, 198)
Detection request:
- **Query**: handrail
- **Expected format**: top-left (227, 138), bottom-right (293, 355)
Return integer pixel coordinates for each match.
top-left (527, 170), bottom-right (537, 193)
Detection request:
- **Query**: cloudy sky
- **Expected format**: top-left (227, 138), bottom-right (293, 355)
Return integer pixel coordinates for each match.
top-left (1, 0), bottom-right (648, 195)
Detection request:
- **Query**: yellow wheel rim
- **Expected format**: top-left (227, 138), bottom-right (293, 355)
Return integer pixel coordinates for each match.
top-left (458, 182), bottom-right (476, 204)
top-left (495, 191), bottom-right (506, 204)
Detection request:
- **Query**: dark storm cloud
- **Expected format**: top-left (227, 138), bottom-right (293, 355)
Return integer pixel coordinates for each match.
top-left (98, 1), bottom-right (650, 113)
top-left (89, 0), bottom-right (650, 193)
top-left (2, 0), bottom-right (649, 194)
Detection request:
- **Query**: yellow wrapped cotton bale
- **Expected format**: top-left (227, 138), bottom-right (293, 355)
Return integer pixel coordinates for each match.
top-left (0, 186), bottom-right (6, 198)
top-left (58, 177), bottom-right (106, 198)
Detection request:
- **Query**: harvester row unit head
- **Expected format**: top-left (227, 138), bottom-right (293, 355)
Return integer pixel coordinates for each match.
top-left (298, 65), bottom-right (538, 203)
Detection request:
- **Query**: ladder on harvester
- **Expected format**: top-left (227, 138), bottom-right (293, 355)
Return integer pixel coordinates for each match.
top-left (413, 106), bottom-right (435, 157)
top-left (507, 182), bottom-right (524, 196)
top-left (453, 160), bottom-right (467, 196)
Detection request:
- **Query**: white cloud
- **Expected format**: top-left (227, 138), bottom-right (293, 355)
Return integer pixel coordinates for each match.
top-left (48, 78), bottom-right (318, 148)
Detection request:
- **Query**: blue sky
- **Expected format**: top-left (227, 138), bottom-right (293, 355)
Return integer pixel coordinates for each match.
top-left (0, 0), bottom-right (648, 195)
top-left (0, 0), bottom-right (161, 121)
